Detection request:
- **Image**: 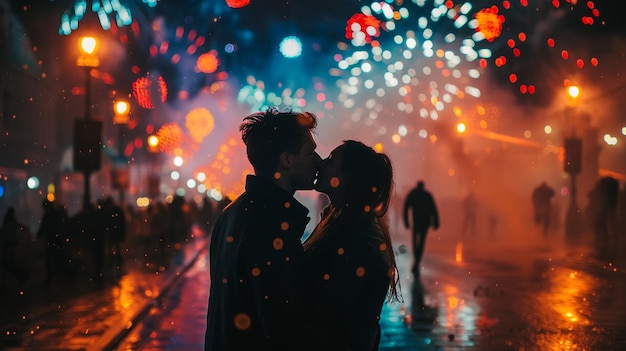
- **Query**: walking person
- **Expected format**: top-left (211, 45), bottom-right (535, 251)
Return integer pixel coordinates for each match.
top-left (302, 140), bottom-right (400, 350)
top-left (532, 181), bottom-right (555, 238)
top-left (461, 191), bottom-right (477, 239)
top-left (403, 180), bottom-right (439, 275)
top-left (37, 200), bottom-right (69, 284)
top-left (205, 108), bottom-right (321, 351)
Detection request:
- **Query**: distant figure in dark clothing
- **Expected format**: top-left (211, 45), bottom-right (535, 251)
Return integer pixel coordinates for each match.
top-left (73, 203), bottom-right (102, 283)
top-left (205, 108), bottom-right (322, 351)
top-left (617, 183), bottom-right (626, 251)
top-left (101, 197), bottom-right (126, 268)
top-left (403, 180), bottom-right (439, 274)
top-left (1, 207), bottom-right (30, 284)
top-left (37, 200), bottom-right (70, 284)
top-left (462, 191), bottom-right (478, 239)
top-left (302, 140), bottom-right (400, 350)
top-left (586, 177), bottom-right (619, 259)
top-left (532, 182), bottom-right (555, 238)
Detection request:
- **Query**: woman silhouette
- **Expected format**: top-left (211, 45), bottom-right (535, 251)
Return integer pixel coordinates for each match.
top-left (302, 140), bottom-right (400, 350)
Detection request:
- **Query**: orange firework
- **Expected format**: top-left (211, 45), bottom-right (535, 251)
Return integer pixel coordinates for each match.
top-left (155, 123), bottom-right (183, 154)
top-left (185, 107), bottom-right (215, 143)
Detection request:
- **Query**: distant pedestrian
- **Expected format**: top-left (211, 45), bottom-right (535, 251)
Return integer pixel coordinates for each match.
top-left (205, 108), bottom-right (321, 350)
top-left (302, 140), bottom-right (400, 350)
top-left (462, 191), bottom-right (477, 239)
top-left (586, 177), bottom-right (619, 259)
top-left (617, 183), bottom-right (626, 253)
top-left (37, 200), bottom-right (70, 284)
top-left (1, 207), bottom-right (30, 285)
top-left (403, 180), bottom-right (439, 275)
top-left (102, 197), bottom-right (126, 268)
top-left (72, 203), bottom-right (102, 284)
top-left (532, 182), bottom-right (555, 238)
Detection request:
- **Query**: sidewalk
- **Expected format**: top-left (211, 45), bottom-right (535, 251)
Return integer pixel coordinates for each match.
top-left (0, 232), bottom-right (210, 351)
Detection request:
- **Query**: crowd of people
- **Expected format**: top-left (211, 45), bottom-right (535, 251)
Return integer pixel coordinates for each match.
top-left (0, 194), bottom-right (226, 290)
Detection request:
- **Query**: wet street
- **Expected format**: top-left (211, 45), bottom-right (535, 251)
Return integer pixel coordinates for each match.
top-left (112, 232), bottom-right (626, 351)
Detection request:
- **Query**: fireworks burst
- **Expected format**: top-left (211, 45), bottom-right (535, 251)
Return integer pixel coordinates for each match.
top-left (329, 0), bottom-right (491, 143)
top-left (58, 0), bottom-right (156, 35)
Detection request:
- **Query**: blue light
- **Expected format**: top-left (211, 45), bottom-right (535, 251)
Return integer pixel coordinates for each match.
top-left (0, 185), bottom-right (4, 198)
top-left (59, 0), bottom-right (148, 35)
top-left (279, 36), bottom-right (303, 58)
top-left (225, 43), bottom-right (235, 53)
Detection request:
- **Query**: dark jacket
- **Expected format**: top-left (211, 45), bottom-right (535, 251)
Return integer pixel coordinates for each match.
top-left (205, 175), bottom-right (310, 351)
top-left (302, 217), bottom-right (391, 351)
top-left (403, 188), bottom-right (439, 232)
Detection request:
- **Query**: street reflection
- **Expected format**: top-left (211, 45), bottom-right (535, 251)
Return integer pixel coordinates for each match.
top-left (532, 266), bottom-right (600, 350)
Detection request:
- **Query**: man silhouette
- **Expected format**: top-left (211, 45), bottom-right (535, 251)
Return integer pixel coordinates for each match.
top-left (205, 108), bottom-right (322, 351)
top-left (403, 180), bottom-right (439, 275)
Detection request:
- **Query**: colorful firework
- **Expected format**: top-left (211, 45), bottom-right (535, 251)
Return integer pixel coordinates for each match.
top-left (132, 73), bottom-right (168, 109)
top-left (329, 0), bottom-right (490, 142)
top-left (57, 0), bottom-right (156, 35)
top-left (236, 75), bottom-right (333, 115)
top-left (185, 107), bottom-right (215, 144)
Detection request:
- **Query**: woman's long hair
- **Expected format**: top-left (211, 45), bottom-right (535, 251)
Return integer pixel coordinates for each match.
top-left (304, 140), bottom-right (400, 301)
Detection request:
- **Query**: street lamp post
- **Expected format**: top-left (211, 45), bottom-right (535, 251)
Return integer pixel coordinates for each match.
top-left (74, 36), bottom-right (101, 207)
top-left (113, 100), bottom-right (130, 207)
top-left (564, 85), bottom-right (583, 243)
top-left (146, 135), bottom-right (161, 199)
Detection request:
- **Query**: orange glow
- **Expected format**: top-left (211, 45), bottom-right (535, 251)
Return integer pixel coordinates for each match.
top-left (79, 36), bottom-right (97, 55)
top-left (185, 107), bottom-right (215, 143)
top-left (567, 85), bottom-right (581, 99)
top-left (147, 135), bottom-right (159, 152)
top-left (456, 122), bottom-right (467, 134)
top-left (197, 52), bottom-right (219, 73)
top-left (455, 242), bottom-right (463, 263)
top-left (475, 7), bottom-right (503, 42)
top-left (155, 123), bottom-right (184, 154)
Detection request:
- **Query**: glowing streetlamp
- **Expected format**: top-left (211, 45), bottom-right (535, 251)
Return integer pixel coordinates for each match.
top-left (112, 100), bottom-right (131, 207)
top-left (113, 100), bottom-right (130, 124)
top-left (74, 35), bottom-right (102, 207)
top-left (146, 135), bottom-right (161, 198)
top-left (564, 84), bottom-right (583, 242)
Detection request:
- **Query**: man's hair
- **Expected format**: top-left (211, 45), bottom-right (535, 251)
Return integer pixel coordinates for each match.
top-left (239, 107), bottom-right (317, 177)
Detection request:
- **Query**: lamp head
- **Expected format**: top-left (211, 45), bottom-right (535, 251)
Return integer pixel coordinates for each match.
top-left (79, 36), bottom-right (97, 55)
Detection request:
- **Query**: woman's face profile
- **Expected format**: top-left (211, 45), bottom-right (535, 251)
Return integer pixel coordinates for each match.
top-left (315, 146), bottom-right (345, 196)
